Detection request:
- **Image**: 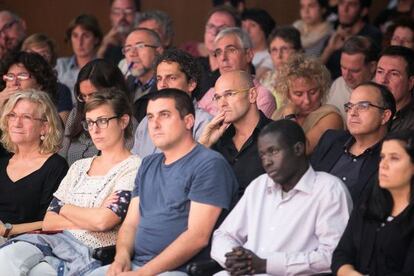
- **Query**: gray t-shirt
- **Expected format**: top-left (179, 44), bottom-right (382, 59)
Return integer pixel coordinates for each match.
top-left (132, 144), bottom-right (238, 270)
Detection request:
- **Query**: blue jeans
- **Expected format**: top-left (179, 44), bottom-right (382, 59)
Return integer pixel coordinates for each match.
top-left (88, 263), bottom-right (188, 276)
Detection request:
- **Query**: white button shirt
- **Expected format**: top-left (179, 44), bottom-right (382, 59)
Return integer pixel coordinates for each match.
top-left (211, 166), bottom-right (352, 276)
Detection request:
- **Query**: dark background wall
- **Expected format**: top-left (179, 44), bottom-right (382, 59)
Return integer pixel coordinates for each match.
top-left (0, 0), bottom-right (389, 56)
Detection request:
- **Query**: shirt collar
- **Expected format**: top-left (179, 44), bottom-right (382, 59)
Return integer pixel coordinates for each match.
top-left (267, 165), bottom-right (315, 195)
top-left (394, 96), bottom-right (414, 120)
top-left (343, 134), bottom-right (380, 157)
top-left (135, 77), bottom-right (156, 91)
top-left (222, 110), bottom-right (271, 140)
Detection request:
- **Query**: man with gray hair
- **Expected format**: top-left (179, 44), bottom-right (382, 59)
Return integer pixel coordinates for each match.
top-left (198, 27), bottom-right (275, 118)
top-left (136, 10), bottom-right (174, 49)
top-left (0, 10), bottom-right (26, 59)
top-left (123, 27), bottom-right (163, 122)
top-left (326, 36), bottom-right (379, 118)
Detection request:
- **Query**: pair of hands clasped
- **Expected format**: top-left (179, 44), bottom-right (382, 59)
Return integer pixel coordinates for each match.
top-left (225, 246), bottom-right (267, 275)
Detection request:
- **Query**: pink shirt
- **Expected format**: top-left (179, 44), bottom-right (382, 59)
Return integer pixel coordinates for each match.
top-left (198, 79), bottom-right (276, 118)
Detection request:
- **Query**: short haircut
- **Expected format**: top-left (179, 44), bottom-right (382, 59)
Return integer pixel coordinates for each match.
top-left (69, 59), bottom-right (128, 140)
top-left (0, 90), bottom-right (63, 154)
top-left (148, 88), bottom-right (195, 119)
top-left (129, 27), bottom-right (162, 47)
top-left (276, 54), bottom-right (331, 103)
top-left (342, 36), bottom-right (380, 64)
top-left (65, 14), bottom-right (103, 48)
top-left (388, 17), bottom-right (414, 38)
top-left (206, 5), bottom-right (241, 27)
top-left (268, 26), bottom-right (302, 51)
top-left (215, 27), bottom-right (253, 49)
top-left (379, 46), bottom-right (414, 76)
top-left (241, 8), bottom-right (276, 38)
top-left (359, 0), bottom-right (372, 8)
top-left (109, 0), bottom-right (139, 9)
top-left (136, 10), bottom-right (174, 47)
top-left (84, 87), bottom-right (133, 139)
top-left (21, 33), bottom-right (58, 67)
top-left (356, 81), bottom-right (396, 129)
top-left (259, 119), bottom-right (307, 151)
top-left (0, 51), bottom-right (58, 105)
top-left (155, 48), bottom-right (202, 95)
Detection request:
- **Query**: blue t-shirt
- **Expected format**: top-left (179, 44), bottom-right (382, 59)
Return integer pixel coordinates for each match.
top-left (132, 143), bottom-right (238, 270)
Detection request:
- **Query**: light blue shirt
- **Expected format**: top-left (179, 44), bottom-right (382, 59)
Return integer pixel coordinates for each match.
top-left (55, 56), bottom-right (79, 104)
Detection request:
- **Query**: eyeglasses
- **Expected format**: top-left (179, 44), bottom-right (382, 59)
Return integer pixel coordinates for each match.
top-left (0, 19), bottom-right (18, 35)
top-left (122, 43), bottom-right (158, 54)
top-left (3, 72), bottom-right (31, 82)
top-left (77, 92), bottom-right (96, 103)
top-left (6, 112), bottom-right (46, 123)
top-left (81, 116), bottom-right (119, 131)
top-left (344, 101), bottom-right (386, 113)
top-left (111, 8), bottom-right (135, 17)
top-left (213, 46), bottom-right (242, 58)
top-left (269, 46), bottom-right (293, 56)
top-left (212, 88), bottom-right (250, 102)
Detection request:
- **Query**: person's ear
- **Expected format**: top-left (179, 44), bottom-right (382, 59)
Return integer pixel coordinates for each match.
top-left (293, 141), bottom-right (305, 156)
top-left (381, 109), bottom-right (393, 126)
top-left (248, 87), bottom-right (258, 103)
top-left (119, 114), bottom-right (130, 130)
top-left (184, 113), bottom-right (195, 130)
top-left (369, 61), bottom-right (377, 76)
top-left (188, 79), bottom-right (197, 94)
top-left (245, 48), bottom-right (254, 63)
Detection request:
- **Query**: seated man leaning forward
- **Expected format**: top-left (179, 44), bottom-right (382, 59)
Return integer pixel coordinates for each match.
top-left (211, 119), bottom-right (352, 275)
top-left (90, 88), bottom-right (238, 275)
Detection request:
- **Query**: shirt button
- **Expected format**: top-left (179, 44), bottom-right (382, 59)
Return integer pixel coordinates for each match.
top-left (353, 159), bottom-right (357, 162)
top-left (342, 176), bottom-right (347, 181)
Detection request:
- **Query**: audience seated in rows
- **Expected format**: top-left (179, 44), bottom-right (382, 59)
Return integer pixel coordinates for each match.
top-left (132, 48), bottom-right (212, 158)
top-left (0, 51), bottom-right (70, 122)
top-left (200, 70), bottom-right (272, 198)
top-left (327, 36), bottom-right (380, 119)
top-left (374, 46), bottom-right (414, 132)
top-left (0, 90), bottom-right (68, 242)
top-left (374, 0), bottom-right (413, 33)
top-left (0, 88), bottom-right (140, 275)
top-left (293, 0), bottom-right (334, 56)
top-left (21, 33), bottom-right (73, 124)
top-left (211, 119), bottom-right (352, 275)
top-left (260, 26), bottom-right (303, 108)
top-left (0, 10), bottom-right (26, 59)
top-left (332, 130), bottom-right (414, 275)
top-left (312, 82), bottom-right (396, 203)
top-left (321, 0), bottom-right (382, 80)
top-left (97, 0), bottom-right (138, 66)
top-left (56, 14), bottom-right (103, 102)
top-left (272, 53), bottom-right (343, 154)
top-left (241, 8), bottom-right (276, 80)
top-left (89, 89), bottom-right (238, 275)
top-left (60, 59), bottom-right (130, 165)
top-left (198, 27), bottom-right (276, 118)
top-left (123, 28), bottom-right (163, 123)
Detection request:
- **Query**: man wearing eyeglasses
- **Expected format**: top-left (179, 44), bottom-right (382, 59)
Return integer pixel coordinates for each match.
top-left (97, 0), bottom-right (137, 66)
top-left (0, 11), bottom-right (26, 59)
top-left (199, 70), bottom-right (272, 198)
top-left (198, 27), bottom-right (275, 119)
top-left (311, 82), bottom-right (396, 203)
top-left (123, 27), bottom-right (163, 123)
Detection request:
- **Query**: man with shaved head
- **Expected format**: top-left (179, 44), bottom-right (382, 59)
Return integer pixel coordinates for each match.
top-left (200, 70), bottom-right (272, 197)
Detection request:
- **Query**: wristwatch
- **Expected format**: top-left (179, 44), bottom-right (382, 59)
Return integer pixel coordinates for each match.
top-left (3, 223), bottom-right (12, 238)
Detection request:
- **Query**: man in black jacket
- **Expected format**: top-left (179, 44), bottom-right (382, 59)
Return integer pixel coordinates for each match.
top-left (311, 82), bottom-right (395, 203)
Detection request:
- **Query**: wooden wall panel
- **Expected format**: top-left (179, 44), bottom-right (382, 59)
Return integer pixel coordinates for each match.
top-left (0, 0), bottom-right (389, 57)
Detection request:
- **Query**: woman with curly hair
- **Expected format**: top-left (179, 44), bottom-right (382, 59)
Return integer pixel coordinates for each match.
top-left (0, 51), bottom-right (72, 123)
top-left (272, 53), bottom-right (343, 154)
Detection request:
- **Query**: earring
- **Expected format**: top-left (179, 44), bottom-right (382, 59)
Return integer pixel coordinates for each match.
top-left (40, 134), bottom-right (45, 141)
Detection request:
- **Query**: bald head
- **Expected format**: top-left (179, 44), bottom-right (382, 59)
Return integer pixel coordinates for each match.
top-left (215, 70), bottom-right (254, 92)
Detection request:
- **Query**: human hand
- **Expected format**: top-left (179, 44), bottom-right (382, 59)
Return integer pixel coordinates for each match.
top-left (198, 112), bottom-right (230, 147)
top-left (101, 192), bottom-right (120, 208)
top-left (224, 246), bottom-right (266, 276)
top-left (0, 87), bottom-right (19, 107)
top-left (106, 253), bottom-right (131, 276)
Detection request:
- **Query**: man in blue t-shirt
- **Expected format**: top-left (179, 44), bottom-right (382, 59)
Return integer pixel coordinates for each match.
top-left (90, 88), bottom-right (238, 276)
